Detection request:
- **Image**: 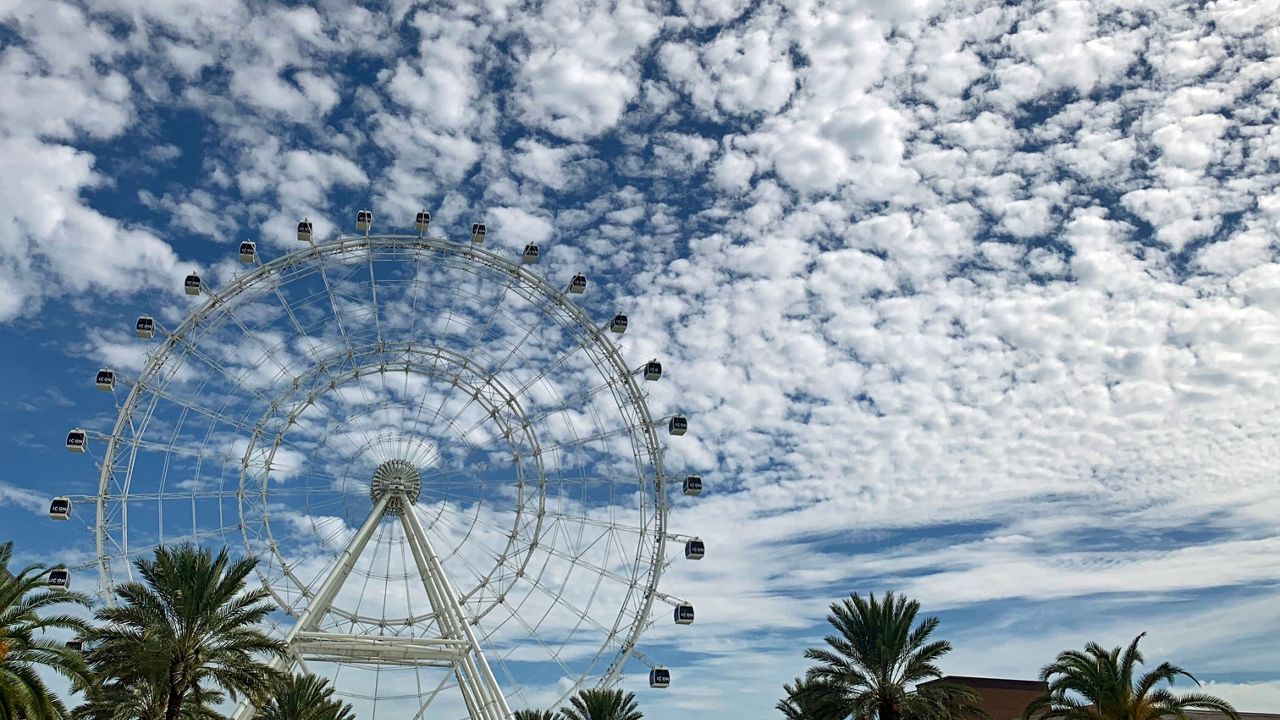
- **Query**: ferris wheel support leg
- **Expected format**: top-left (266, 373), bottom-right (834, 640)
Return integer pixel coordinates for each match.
top-left (399, 495), bottom-right (513, 720)
top-left (399, 509), bottom-right (491, 720)
top-left (230, 494), bottom-right (393, 720)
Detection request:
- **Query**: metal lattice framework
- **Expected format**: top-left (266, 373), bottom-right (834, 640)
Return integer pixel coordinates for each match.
top-left (59, 228), bottom-right (699, 718)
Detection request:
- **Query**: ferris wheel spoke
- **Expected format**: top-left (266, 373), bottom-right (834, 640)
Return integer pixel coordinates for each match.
top-left (444, 421), bottom-right (636, 469)
top-left (509, 556), bottom-right (639, 661)
top-left (508, 348), bottom-right (615, 414)
top-left (216, 296), bottom-right (303, 386)
top-left (116, 522), bottom-right (246, 562)
top-left (494, 600), bottom-right (580, 685)
top-left (157, 325), bottom-right (275, 405)
top-left (413, 273), bottom-right (519, 450)
top-left (311, 248), bottom-right (386, 426)
top-left (453, 509), bottom-right (644, 600)
top-left (122, 378), bottom-right (307, 456)
top-left (93, 431), bottom-right (247, 467)
top-left (408, 667), bottom-right (464, 720)
top-left (367, 243), bottom-right (385, 356)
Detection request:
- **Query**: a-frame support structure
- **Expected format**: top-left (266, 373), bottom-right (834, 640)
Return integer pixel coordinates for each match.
top-left (232, 490), bottom-right (513, 720)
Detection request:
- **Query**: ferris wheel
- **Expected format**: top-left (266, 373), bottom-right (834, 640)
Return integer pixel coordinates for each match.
top-left (52, 211), bottom-right (706, 718)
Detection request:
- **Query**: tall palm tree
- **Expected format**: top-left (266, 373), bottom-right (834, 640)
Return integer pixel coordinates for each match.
top-left (0, 541), bottom-right (92, 720)
top-left (257, 673), bottom-right (354, 720)
top-left (514, 709), bottom-right (563, 720)
top-left (1024, 633), bottom-right (1240, 720)
top-left (83, 544), bottom-right (286, 720)
top-left (560, 687), bottom-right (643, 720)
top-left (801, 591), bottom-right (986, 720)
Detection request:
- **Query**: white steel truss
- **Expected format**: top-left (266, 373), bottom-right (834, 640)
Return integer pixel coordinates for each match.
top-left (231, 489), bottom-right (513, 720)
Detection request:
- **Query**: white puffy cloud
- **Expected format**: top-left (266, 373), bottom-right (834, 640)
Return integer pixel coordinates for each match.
top-left (3, 0), bottom-right (1280, 714)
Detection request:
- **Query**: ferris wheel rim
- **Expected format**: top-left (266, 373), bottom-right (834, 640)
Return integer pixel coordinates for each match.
top-left (91, 234), bottom-right (673, 698)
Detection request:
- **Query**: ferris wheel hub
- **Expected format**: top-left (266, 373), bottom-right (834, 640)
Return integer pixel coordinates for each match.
top-left (370, 458), bottom-right (421, 516)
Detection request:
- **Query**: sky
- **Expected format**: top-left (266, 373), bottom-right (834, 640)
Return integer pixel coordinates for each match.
top-left (1, 0), bottom-right (1279, 717)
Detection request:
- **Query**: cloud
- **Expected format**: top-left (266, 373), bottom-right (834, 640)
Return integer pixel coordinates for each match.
top-left (0, 479), bottom-right (46, 514)
top-left (2, 0), bottom-right (1280, 715)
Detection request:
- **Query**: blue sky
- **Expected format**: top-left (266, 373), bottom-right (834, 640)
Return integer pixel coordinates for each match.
top-left (2, 0), bottom-right (1280, 717)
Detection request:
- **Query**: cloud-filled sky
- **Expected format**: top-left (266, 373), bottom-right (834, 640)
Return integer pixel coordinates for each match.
top-left (1, 0), bottom-right (1279, 717)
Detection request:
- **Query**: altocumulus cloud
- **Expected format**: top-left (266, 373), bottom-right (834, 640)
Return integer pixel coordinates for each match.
top-left (1, 0), bottom-right (1279, 716)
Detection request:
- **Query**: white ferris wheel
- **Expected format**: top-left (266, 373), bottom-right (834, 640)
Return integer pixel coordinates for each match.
top-left (52, 211), bottom-right (706, 719)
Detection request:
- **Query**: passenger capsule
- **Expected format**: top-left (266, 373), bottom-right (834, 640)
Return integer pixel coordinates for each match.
top-left (522, 244), bottom-right (540, 264)
top-left (47, 568), bottom-right (70, 590)
top-left (65, 429), bottom-right (87, 453)
top-left (356, 209), bottom-right (373, 233)
top-left (569, 274), bottom-right (587, 294)
top-left (297, 219), bottom-right (313, 243)
top-left (649, 668), bottom-right (670, 688)
top-left (644, 361), bottom-right (662, 381)
top-left (135, 315), bottom-right (155, 339)
top-left (49, 497), bottom-right (71, 520)
top-left (416, 210), bottom-right (431, 234)
top-left (95, 368), bottom-right (115, 392)
top-left (470, 222), bottom-right (487, 244)
top-left (684, 538), bottom-right (705, 560)
top-left (239, 241), bottom-right (256, 263)
top-left (674, 604), bottom-right (695, 625)
top-left (184, 272), bottom-right (201, 296)
top-left (683, 475), bottom-right (702, 496)
top-left (668, 415), bottom-right (688, 436)
top-left (65, 640), bottom-right (84, 652)
top-left (610, 314), bottom-right (628, 333)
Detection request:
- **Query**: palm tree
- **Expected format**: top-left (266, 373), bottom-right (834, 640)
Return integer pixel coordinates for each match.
top-left (73, 680), bottom-right (225, 720)
top-left (801, 591), bottom-right (986, 720)
top-left (1024, 633), bottom-right (1240, 720)
top-left (778, 676), bottom-right (844, 720)
top-left (514, 709), bottom-right (563, 720)
top-left (560, 687), bottom-right (643, 720)
top-left (257, 673), bottom-right (354, 720)
top-left (0, 541), bottom-right (92, 720)
top-left (82, 544), bottom-right (287, 720)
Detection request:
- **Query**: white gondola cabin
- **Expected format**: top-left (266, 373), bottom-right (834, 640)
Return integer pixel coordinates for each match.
top-left (683, 475), bottom-right (702, 496)
top-left (416, 210), bottom-right (431, 234)
top-left (47, 568), bottom-right (70, 590)
top-left (668, 415), bottom-right (688, 436)
top-left (684, 538), bottom-right (705, 560)
top-left (95, 369), bottom-right (115, 392)
top-left (570, 274), bottom-right (587, 294)
top-left (356, 209), bottom-right (373, 233)
top-left (49, 497), bottom-right (71, 520)
top-left (184, 272), bottom-right (202, 295)
top-left (298, 219), bottom-right (313, 243)
top-left (644, 361), bottom-right (662, 381)
top-left (135, 315), bottom-right (155, 339)
top-left (522, 244), bottom-right (540, 264)
top-left (649, 668), bottom-right (670, 688)
top-left (239, 241), bottom-right (256, 263)
top-left (674, 604), bottom-right (695, 625)
top-left (610, 314), bottom-right (628, 333)
top-left (471, 222), bottom-right (487, 244)
top-left (66, 429), bottom-right (86, 453)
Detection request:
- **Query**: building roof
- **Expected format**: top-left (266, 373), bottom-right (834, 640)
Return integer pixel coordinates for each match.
top-left (918, 679), bottom-right (1278, 720)
top-left (919, 676), bottom-right (1048, 692)
top-left (1177, 707), bottom-right (1280, 712)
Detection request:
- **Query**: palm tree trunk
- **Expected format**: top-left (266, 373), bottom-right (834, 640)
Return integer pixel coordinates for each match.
top-left (165, 662), bottom-right (184, 720)
top-left (881, 700), bottom-right (898, 720)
